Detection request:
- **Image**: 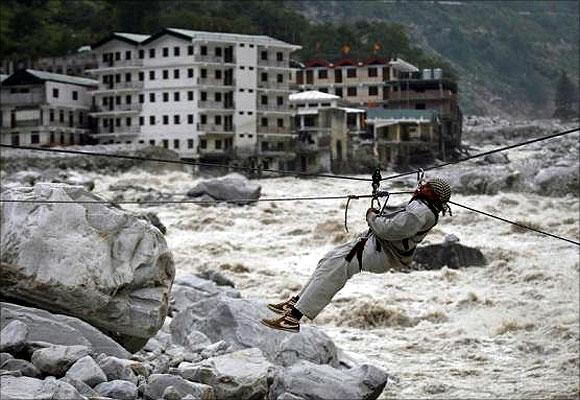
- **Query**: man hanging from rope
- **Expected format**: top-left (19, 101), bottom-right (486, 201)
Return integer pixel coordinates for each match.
top-left (261, 178), bottom-right (452, 333)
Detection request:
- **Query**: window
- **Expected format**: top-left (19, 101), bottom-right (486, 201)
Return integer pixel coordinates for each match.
top-left (115, 96), bottom-right (121, 105)
top-left (149, 139), bottom-right (155, 145)
top-left (139, 49), bottom-right (145, 59)
top-left (187, 91), bottom-right (194, 101)
top-left (49, 110), bottom-right (54, 122)
top-left (173, 139), bottom-right (180, 149)
top-left (335, 87), bottom-right (343, 97)
top-left (347, 68), bottom-right (356, 78)
top-left (319, 87), bottom-right (328, 93)
top-left (260, 50), bottom-right (268, 60)
top-left (31, 133), bottom-right (40, 144)
top-left (72, 91), bottom-right (78, 101)
top-left (173, 69), bottom-right (180, 79)
top-left (115, 74), bottom-right (121, 83)
top-left (200, 46), bottom-right (207, 56)
top-left (174, 92), bottom-right (180, 101)
top-left (125, 50), bottom-right (131, 60)
top-left (201, 69), bottom-right (207, 78)
top-left (150, 116), bottom-right (156, 125)
top-left (188, 45), bottom-right (193, 55)
top-left (240, 43), bottom-right (245, 47)
top-left (347, 87), bottom-right (357, 96)
top-left (200, 139), bottom-right (207, 149)
top-left (125, 72), bottom-right (131, 82)
top-left (277, 118), bottom-right (284, 128)
top-left (214, 115), bottom-right (222, 125)
top-left (163, 70), bottom-right (169, 80)
top-left (139, 72), bottom-right (144, 81)
top-left (139, 94), bottom-right (144, 103)
top-left (415, 103), bottom-right (426, 110)
top-left (163, 47), bottom-right (169, 57)
top-left (174, 46), bottom-right (180, 56)
top-left (125, 95), bottom-right (131, 104)
top-left (261, 95), bottom-right (268, 105)
top-left (214, 92), bottom-right (222, 102)
top-left (215, 70), bottom-right (222, 79)
top-left (261, 117), bottom-right (268, 127)
top-left (368, 86), bottom-right (378, 96)
top-left (215, 47), bottom-right (222, 57)
top-left (149, 93), bottom-right (155, 102)
top-left (163, 115), bottom-right (169, 125)
top-left (126, 117), bottom-right (131, 126)
top-left (187, 114), bottom-right (194, 124)
top-left (277, 96), bottom-right (283, 106)
top-left (163, 92), bottom-right (169, 102)
top-left (103, 97), bottom-right (108, 106)
top-left (102, 54), bottom-right (108, 63)
top-left (149, 71), bottom-right (155, 80)
top-left (201, 114), bottom-right (207, 124)
top-left (52, 88), bottom-right (59, 98)
top-left (115, 52), bottom-right (121, 60)
top-left (368, 67), bottom-right (377, 77)
top-left (276, 52), bottom-right (283, 61)
top-left (188, 68), bottom-right (194, 78)
top-left (277, 74), bottom-right (283, 83)
top-left (115, 118), bottom-right (121, 127)
top-left (59, 110), bottom-right (64, 122)
top-left (139, 116), bottom-right (144, 126)
top-left (149, 48), bottom-right (155, 58)
top-left (162, 139), bottom-right (168, 148)
top-left (249, 44), bottom-right (254, 48)
top-left (215, 139), bottom-right (222, 149)
top-left (188, 139), bottom-right (194, 148)
top-left (261, 72), bottom-right (268, 82)
top-left (318, 69), bottom-right (328, 79)
top-left (174, 115), bottom-right (180, 124)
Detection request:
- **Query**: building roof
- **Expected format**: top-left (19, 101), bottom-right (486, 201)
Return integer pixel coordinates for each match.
top-left (289, 90), bottom-right (340, 102)
top-left (366, 108), bottom-right (438, 122)
top-left (166, 28), bottom-right (301, 49)
top-left (2, 69), bottom-right (98, 87)
top-left (92, 32), bottom-right (150, 49)
top-left (389, 58), bottom-right (419, 72)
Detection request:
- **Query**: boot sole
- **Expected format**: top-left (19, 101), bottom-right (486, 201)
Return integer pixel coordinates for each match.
top-left (260, 319), bottom-right (300, 333)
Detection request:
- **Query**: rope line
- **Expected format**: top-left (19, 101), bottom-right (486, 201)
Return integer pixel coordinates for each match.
top-left (449, 200), bottom-right (579, 246)
top-left (0, 192), bottom-right (413, 206)
top-left (381, 126), bottom-right (580, 181)
top-left (0, 144), bottom-right (371, 182)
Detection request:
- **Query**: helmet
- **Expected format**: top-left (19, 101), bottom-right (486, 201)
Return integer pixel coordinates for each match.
top-left (425, 178), bottom-right (451, 204)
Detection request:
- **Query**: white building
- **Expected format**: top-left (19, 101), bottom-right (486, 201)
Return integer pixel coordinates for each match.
top-left (88, 28), bottom-right (301, 168)
top-left (0, 69), bottom-right (97, 147)
top-left (289, 90), bottom-right (365, 172)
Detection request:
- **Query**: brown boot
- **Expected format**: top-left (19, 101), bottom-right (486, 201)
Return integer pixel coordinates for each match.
top-left (267, 296), bottom-right (297, 314)
top-left (261, 312), bottom-right (300, 333)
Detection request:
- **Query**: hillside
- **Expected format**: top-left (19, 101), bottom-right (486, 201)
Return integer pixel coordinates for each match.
top-left (290, 0), bottom-right (580, 116)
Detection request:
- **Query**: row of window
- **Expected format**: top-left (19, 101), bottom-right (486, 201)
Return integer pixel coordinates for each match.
top-left (100, 91), bottom-right (285, 106)
top-left (102, 46), bottom-right (285, 62)
top-left (51, 88), bottom-right (79, 100)
top-left (314, 86), bottom-right (380, 97)
top-left (300, 67), bottom-right (383, 80)
top-left (102, 68), bottom-right (194, 84)
top-left (101, 115), bottom-right (286, 128)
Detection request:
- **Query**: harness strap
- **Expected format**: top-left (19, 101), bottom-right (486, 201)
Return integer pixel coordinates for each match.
top-left (345, 237), bottom-right (368, 272)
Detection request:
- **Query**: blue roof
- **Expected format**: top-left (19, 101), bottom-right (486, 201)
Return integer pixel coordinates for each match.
top-left (365, 108), bottom-right (438, 121)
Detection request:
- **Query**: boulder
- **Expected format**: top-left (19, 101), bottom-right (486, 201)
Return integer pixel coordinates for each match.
top-left (0, 183), bottom-right (175, 352)
top-left (0, 302), bottom-right (130, 358)
top-left (533, 163), bottom-right (579, 196)
top-left (143, 374), bottom-right (214, 400)
top-left (0, 375), bottom-right (83, 400)
top-left (65, 355), bottom-right (107, 387)
top-left (187, 173), bottom-right (261, 204)
top-left (269, 361), bottom-right (389, 400)
top-left (95, 380), bottom-right (139, 400)
top-left (0, 320), bottom-right (28, 354)
top-left (0, 358), bottom-right (41, 378)
top-left (60, 376), bottom-right (100, 397)
top-left (483, 153), bottom-right (510, 164)
top-left (196, 270), bottom-right (235, 288)
top-left (31, 345), bottom-right (91, 376)
top-left (413, 239), bottom-right (487, 270)
top-left (170, 295), bottom-right (339, 367)
top-left (175, 348), bottom-right (278, 400)
top-left (98, 356), bottom-right (139, 384)
top-left (170, 276), bottom-right (240, 315)
top-left (0, 353), bottom-right (13, 365)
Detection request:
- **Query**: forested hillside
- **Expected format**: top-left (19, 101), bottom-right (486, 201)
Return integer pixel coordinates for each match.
top-left (1, 0), bottom-right (578, 116)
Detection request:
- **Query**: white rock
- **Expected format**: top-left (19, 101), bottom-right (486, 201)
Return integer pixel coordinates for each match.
top-left (0, 320), bottom-right (28, 354)
top-left (95, 379), bottom-right (138, 400)
top-left (65, 355), bottom-right (107, 387)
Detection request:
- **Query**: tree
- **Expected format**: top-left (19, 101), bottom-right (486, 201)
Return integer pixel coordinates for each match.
top-left (554, 70), bottom-right (579, 119)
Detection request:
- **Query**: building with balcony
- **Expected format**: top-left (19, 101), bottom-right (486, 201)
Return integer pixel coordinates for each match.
top-left (88, 28), bottom-right (300, 168)
top-left (289, 90), bottom-right (365, 173)
top-left (366, 109), bottom-right (441, 167)
top-left (0, 69), bottom-right (97, 147)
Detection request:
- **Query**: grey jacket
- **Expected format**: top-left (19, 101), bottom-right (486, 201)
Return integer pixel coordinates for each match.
top-left (366, 199), bottom-right (438, 266)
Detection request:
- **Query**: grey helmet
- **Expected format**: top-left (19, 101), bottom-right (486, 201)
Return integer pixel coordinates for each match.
top-left (425, 178), bottom-right (452, 204)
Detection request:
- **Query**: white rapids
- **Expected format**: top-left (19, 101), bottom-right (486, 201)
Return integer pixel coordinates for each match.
top-left (89, 162), bottom-right (580, 399)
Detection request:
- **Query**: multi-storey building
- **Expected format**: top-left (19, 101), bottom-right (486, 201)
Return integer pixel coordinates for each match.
top-left (295, 57), bottom-right (418, 106)
top-left (289, 90), bottom-right (365, 173)
top-left (87, 28), bottom-right (300, 169)
top-left (0, 69), bottom-right (97, 147)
